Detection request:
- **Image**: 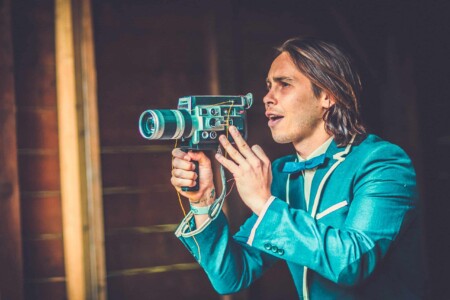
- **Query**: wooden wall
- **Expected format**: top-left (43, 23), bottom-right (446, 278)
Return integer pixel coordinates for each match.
top-left (12, 0), bottom-right (67, 298)
top-left (93, 2), bottom-right (230, 300)
top-left (0, 0), bottom-right (24, 298)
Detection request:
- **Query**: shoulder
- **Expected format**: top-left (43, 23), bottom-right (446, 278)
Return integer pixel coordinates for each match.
top-left (349, 134), bottom-right (417, 189)
top-left (351, 134), bottom-right (413, 163)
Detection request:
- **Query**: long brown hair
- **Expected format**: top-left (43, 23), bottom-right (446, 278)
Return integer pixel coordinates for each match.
top-left (276, 37), bottom-right (366, 146)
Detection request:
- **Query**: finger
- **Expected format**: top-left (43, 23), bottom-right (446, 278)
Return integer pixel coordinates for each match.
top-left (228, 126), bottom-right (257, 160)
top-left (187, 151), bottom-right (211, 168)
top-left (172, 148), bottom-right (191, 161)
top-left (171, 175), bottom-right (196, 189)
top-left (251, 144), bottom-right (270, 166)
top-left (172, 168), bottom-right (197, 181)
top-left (215, 152), bottom-right (240, 174)
top-left (172, 156), bottom-right (196, 171)
top-left (219, 134), bottom-right (246, 165)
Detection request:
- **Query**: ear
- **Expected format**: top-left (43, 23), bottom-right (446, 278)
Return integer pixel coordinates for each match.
top-left (319, 90), bottom-right (335, 109)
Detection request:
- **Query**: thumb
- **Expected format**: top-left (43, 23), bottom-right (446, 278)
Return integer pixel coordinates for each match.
top-left (187, 151), bottom-right (211, 167)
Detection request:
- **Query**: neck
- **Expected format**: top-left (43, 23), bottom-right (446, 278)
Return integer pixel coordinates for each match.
top-left (293, 130), bottom-right (333, 159)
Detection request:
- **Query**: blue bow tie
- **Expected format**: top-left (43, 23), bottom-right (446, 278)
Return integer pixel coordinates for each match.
top-left (281, 154), bottom-right (327, 174)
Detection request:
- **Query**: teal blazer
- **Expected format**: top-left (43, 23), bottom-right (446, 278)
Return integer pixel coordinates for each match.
top-left (176, 135), bottom-right (425, 299)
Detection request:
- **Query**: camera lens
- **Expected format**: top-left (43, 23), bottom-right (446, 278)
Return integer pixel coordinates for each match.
top-left (139, 109), bottom-right (193, 140)
top-left (243, 93), bottom-right (253, 109)
top-left (144, 114), bottom-right (156, 135)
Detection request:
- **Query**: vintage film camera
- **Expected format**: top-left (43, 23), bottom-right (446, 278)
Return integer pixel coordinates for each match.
top-left (139, 93), bottom-right (253, 191)
top-left (139, 93), bottom-right (253, 150)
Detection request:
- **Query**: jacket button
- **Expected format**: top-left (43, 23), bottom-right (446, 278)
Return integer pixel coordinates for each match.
top-left (264, 243), bottom-right (272, 250)
top-left (271, 245), bottom-right (278, 253)
top-left (277, 248), bottom-right (285, 256)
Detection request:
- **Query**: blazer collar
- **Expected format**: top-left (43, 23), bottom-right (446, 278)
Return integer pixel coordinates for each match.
top-left (279, 135), bottom-right (362, 173)
top-left (307, 136), bottom-right (358, 213)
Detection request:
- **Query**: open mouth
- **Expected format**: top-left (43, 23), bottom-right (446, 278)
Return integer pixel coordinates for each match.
top-left (267, 114), bottom-right (284, 126)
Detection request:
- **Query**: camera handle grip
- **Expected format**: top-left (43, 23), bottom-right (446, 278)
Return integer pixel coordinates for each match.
top-left (181, 150), bottom-right (200, 192)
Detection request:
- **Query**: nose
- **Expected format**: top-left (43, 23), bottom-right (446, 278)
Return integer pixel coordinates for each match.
top-left (263, 89), bottom-right (276, 108)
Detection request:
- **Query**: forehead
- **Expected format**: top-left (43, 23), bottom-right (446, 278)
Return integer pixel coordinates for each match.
top-left (266, 52), bottom-right (309, 83)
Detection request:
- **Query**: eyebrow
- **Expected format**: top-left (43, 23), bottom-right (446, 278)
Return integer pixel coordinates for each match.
top-left (266, 76), bottom-right (294, 84)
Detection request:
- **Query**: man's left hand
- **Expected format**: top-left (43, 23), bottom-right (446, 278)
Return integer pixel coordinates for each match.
top-left (215, 126), bottom-right (272, 215)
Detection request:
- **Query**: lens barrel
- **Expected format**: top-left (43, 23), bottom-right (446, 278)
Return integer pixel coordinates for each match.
top-left (139, 109), bottom-right (193, 140)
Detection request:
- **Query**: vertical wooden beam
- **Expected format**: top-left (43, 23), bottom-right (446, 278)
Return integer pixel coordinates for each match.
top-left (55, 0), bottom-right (87, 298)
top-left (55, 0), bottom-right (106, 298)
top-left (55, 0), bottom-right (87, 300)
top-left (73, 0), bottom-right (107, 298)
top-left (0, 0), bottom-right (24, 298)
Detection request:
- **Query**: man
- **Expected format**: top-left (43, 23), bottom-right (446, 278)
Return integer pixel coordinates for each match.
top-left (171, 37), bottom-right (424, 299)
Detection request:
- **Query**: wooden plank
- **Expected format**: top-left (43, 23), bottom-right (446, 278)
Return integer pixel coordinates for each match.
top-left (0, 0), bottom-right (24, 298)
top-left (107, 262), bottom-right (200, 278)
top-left (24, 281), bottom-right (66, 300)
top-left (11, 0), bottom-right (57, 108)
top-left (104, 232), bottom-right (194, 271)
top-left (107, 269), bottom-right (219, 300)
top-left (23, 239), bottom-right (65, 278)
top-left (18, 153), bottom-right (60, 191)
top-left (21, 196), bottom-right (63, 236)
top-left (56, 0), bottom-right (107, 298)
top-left (73, 0), bottom-right (107, 298)
top-left (55, 0), bottom-right (87, 298)
top-left (16, 108), bottom-right (59, 150)
top-left (12, 1), bottom-right (63, 299)
top-left (101, 152), bottom-right (172, 188)
top-left (103, 193), bottom-right (185, 228)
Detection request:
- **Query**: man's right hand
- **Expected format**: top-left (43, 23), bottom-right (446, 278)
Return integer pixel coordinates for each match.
top-left (171, 149), bottom-right (216, 206)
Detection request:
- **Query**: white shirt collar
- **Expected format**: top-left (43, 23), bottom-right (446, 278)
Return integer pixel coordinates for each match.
top-left (297, 136), bottom-right (333, 162)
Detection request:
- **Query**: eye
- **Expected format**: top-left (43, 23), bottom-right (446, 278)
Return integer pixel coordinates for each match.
top-left (281, 81), bottom-right (291, 87)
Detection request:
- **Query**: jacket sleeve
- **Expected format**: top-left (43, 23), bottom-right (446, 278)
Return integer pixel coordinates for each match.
top-left (248, 143), bottom-right (418, 286)
top-left (177, 211), bottom-right (279, 294)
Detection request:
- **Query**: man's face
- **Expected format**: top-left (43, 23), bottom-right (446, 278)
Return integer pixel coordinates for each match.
top-left (264, 52), bottom-right (329, 148)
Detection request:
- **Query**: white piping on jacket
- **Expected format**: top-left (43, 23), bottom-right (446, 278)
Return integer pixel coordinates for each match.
top-left (286, 173), bottom-right (291, 205)
top-left (316, 200), bottom-right (348, 220)
top-left (301, 137), bottom-right (355, 300)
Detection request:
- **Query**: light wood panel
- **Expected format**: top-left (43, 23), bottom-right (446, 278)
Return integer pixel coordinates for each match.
top-left (55, 0), bottom-right (107, 298)
top-left (55, 0), bottom-right (87, 298)
top-left (73, 0), bottom-right (107, 297)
